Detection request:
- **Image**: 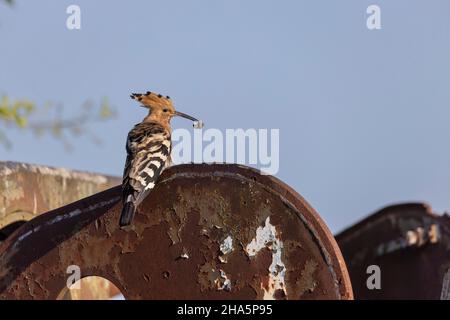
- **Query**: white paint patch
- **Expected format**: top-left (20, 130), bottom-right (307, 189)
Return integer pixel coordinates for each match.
top-left (219, 235), bottom-right (234, 263)
top-left (245, 217), bottom-right (286, 300)
top-left (180, 253), bottom-right (189, 259)
top-left (246, 217), bottom-right (278, 256)
top-left (220, 236), bottom-right (233, 255)
top-left (215, 269), bottom-right (231, 291)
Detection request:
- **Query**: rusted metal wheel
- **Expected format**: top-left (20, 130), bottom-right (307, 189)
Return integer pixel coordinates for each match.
top-left (0, 164), bottom-right (352, 300)
top-left (337, 203), bottom-right (450, 299)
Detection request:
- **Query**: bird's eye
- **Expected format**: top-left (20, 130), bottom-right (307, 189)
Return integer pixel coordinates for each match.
top-left (163, 109), bottom-right (168, 113)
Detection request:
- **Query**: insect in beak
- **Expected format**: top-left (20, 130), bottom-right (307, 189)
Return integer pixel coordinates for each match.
top-left (174, 111), bottom-right (204, 129)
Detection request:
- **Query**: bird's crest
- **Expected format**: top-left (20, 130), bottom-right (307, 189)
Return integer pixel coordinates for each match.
top-left (130, 91), bottom-right (173, 108)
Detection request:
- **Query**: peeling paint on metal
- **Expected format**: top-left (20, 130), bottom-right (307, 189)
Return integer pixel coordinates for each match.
top-left (375, 223), bottom-right (441, 256)
top-left (180, 253), bottom-right (189, 259)
top-left (245, 217), bottom-right (287, 300)
top-left (246, 217), bottom-right (277, 257)
top-left (216, 270), bottom-right (231, 291)
top-left (219, 235), bottom-right (233, 263)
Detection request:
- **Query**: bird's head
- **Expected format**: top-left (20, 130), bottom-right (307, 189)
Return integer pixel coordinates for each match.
top-left (130, 91), bottom-right (200, 127)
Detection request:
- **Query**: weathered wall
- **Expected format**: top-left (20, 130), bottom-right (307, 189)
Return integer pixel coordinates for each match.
top-left (0, 161), bottom-right (120, 232)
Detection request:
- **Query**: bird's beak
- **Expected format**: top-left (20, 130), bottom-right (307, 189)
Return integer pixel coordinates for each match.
top-left (174, 111), bottom-right (199, 122)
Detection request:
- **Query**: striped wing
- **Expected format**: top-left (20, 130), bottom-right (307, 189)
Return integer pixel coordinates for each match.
top-left (122, 121), bottom-right (171, 208)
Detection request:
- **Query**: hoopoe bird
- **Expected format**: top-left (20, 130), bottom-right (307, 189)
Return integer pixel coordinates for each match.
top-left (119, 91), bottom-right (202, 227)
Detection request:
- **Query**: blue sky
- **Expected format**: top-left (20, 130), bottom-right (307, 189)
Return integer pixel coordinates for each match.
top-left (1, 1), bottom-right (450, 233)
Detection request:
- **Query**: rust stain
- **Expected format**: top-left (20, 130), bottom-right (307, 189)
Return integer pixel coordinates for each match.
top-left (297, 259), bottom-right (318, 298)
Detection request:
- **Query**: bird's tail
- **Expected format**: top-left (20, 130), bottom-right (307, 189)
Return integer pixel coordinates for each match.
top-left (119, 201), bottom-right (136, 227)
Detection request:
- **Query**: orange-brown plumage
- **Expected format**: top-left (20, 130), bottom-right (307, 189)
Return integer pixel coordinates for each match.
top-left (130, 92), bottom-right (175, 130)
top-left (119, 91), bottom-right (201, 227)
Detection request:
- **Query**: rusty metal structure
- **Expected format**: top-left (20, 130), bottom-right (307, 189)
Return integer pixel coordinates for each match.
top-left (0, 161), bottom-right (120, 241)
top-left (3, 160), bottom-right (449, 300)
top-left (336, 203), bottom-right (450, 300)
top-left (0, 164), bottom-right (353, 300)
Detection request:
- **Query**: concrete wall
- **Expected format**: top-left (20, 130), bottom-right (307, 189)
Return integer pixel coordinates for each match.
top-left (0, 161), bottom-right (120, 239)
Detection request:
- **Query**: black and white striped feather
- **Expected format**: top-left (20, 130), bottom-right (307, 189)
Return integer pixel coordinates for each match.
top-left (119, 121), bottom-right (171, 227)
